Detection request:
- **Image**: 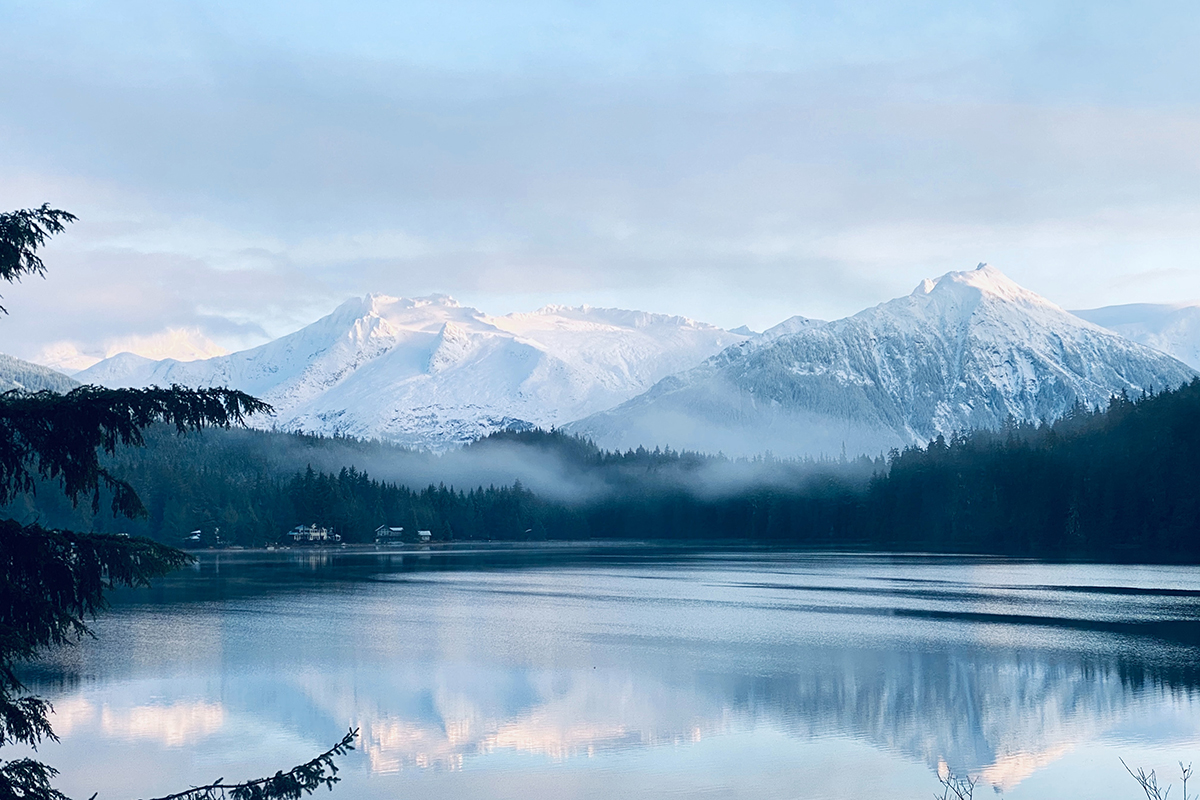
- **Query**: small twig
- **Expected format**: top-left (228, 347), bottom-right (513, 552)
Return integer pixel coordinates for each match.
top-left (1123, 758), bottom-right (1171, 800)
top-left (935, 767), bottom-right (976, 800)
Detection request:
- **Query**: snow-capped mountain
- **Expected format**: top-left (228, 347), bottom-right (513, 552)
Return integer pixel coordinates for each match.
top-left (0, 353), bottom-right (79, 393)
top-left (568, 265), bottom-right (1198, 457)
top-left (1074, 303), bottom-right (1200, 370)
top-left (75, 295), bottom-right (747, 449)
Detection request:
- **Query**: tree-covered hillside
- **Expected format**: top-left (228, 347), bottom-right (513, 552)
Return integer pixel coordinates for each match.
top-left (869, 381), bottom-right (1200, 558)
top-left (8, 379), bottom-right (1200, 560)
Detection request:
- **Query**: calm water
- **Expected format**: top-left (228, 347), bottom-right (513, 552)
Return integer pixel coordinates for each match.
top-left (15, 546), bottom-right (1200, 799)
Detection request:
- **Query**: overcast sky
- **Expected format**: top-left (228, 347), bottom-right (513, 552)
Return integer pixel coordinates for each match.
top-left (2, 1), bottom-right (1199, 366)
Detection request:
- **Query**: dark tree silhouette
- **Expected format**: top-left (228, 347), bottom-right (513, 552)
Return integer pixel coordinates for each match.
top-left (0, 207), bottom-right (356, 800)
top-left (141, 729), bottom-right (358, 800)
top-left (0, 205), bottom-right (77, 313)
top-left (0, 385), bottom-right (270, 516)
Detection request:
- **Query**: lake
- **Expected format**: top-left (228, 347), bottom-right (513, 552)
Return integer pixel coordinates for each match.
top-left (15, 546), bottom-right (1200, 799)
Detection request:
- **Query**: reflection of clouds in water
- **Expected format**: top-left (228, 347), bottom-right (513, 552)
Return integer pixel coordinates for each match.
top-left (361, 717), bottom-right (464, 773)
top-left (358, 708), bottom-right (701, 774)
top-left (46, 696), bottom-right (96, 738)
top-left (100, 701), bottom-right (225, 747)
top-left (23, 555), bottom-right (1200, 797)
top-left (731, 653), bottom-right (1195, 792)
top-left (472, 671), bottom-right (728, 762)
top-left (50, 695), bottom-right (225, 748)
top-left (28, 665), bottom-right (1200, 796)
top-left (38, 660), bottom-right (1184, 793)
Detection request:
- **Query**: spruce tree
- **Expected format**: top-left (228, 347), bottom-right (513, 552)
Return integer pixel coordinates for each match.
top-left (0, 207), bottom-right (356, 800)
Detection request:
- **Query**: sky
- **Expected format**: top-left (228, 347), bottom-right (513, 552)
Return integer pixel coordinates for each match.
top-left (2, 0), bottom-right (1200, 368)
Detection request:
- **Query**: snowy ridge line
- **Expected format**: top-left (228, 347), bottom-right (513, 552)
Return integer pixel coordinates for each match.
top-left (73, 295), bottom-right (748, 450)
top-left (62, 265), bottom-right (1199, 457)
top-left (567, 264), bottom-right (1198, 458)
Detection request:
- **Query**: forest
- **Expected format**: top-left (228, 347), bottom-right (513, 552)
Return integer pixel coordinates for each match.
top-left (7, 378), bottom-right (1200, 561)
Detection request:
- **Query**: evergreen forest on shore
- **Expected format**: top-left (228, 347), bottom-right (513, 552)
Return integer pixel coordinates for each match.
top-left (8, 378), bottom-right (1200, 561)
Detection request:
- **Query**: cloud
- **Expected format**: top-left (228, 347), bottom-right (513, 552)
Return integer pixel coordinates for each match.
top-left (38, 327), bottom-right (229, 373)
top-left (2, 2), bottom-right (1199, 360)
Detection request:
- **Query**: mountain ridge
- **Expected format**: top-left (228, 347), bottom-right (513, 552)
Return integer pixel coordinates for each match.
top-left (75, 295), bottom-right (748, 449)
top-left (0, 353), bottom-right (79, 393)
top-left (567, 265), bottom-right (1197, 457)
top-left (1073, 302), bottom-right (1200, 370)
top-left (66, 267), bottom-right (1199, 456)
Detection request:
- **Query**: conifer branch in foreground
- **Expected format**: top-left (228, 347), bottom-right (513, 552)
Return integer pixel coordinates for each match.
top-left (142, 729), bottom-right (358, 800)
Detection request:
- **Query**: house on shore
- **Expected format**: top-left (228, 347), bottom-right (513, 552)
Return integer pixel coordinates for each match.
top-left (373, 525), bottom-right (434, 545)
top-left (374, 525), bottom-right (406, 545)
top-left (287, 524), bottom-right (339, 544)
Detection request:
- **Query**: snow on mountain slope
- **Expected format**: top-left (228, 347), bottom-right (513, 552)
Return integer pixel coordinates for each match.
top-left (75, 295), bottom-right (747, 448)
top-left (0, 353), bottom-right (79, 393)
top-left (1073, 303), bottom-right (1200, 369)
top-left (568, 265), bottom-right (1198, 458)
top-left (761, 315), bottom-right (828, 340)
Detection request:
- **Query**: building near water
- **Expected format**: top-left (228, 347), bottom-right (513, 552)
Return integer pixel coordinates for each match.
top-left (287, 524), bottom-right (338, 544)
top-left (374, 525), bottom-right (406, 544)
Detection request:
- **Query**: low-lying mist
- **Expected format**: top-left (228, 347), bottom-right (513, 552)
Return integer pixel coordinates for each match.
top-left (199, 426), bottom-right (884, 504)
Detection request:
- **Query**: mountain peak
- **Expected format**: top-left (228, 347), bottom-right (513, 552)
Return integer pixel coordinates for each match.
top-left (357, 293), bottom-right (461, 315)
top-left (571, 263), bottom-right (1196, 458)
top-left (412, 293), bottom-right (460, 309)
top-left (75, 292), bottom-right (743, 449)
top-left (912, 278), bottom-right (937, 296)
top-left (908, 264), bottom-right (1059, 311)
top-left (763, 315), bottom-right (828, 339)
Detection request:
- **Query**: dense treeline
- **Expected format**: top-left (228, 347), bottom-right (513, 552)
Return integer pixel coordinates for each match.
top-left (8, 379), bottom-right (1200, 559)
top-left (869, 381), bottom-right (1200, 558)
top-left (3, 420), bottom-right (878, 545)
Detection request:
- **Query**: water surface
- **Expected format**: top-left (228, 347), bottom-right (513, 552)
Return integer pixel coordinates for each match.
top-left (17, 546), bottom-right (1200, 799)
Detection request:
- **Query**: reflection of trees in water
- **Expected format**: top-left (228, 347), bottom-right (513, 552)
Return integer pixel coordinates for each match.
top-left (698, 645), bottom-right (1200, 787)
top-left (19, 553), bottom-right (1200, 791)
top-left (99, 546), bottom-right (730, 605)
top-left (19, 636), bottom-right (1200, 792)
top-left (239, 643), bottom-right (1200, 788)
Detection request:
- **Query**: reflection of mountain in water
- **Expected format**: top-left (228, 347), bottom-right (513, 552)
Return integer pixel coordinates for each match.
top-left (275, 645), bottom-right (1197, 791)
top-left (707, 650), bottom-right (1162, 791)
top-left (22, 554), bottom-right (1200, 794)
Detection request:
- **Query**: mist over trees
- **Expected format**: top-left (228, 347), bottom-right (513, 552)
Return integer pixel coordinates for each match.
top-left (12, 378), bottom-right (1200, 561)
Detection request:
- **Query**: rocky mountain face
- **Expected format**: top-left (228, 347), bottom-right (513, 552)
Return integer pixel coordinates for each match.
top-left (75, 295), bottom-right (746, 449)
top-left (568, 265), bottom-right (1197, 457)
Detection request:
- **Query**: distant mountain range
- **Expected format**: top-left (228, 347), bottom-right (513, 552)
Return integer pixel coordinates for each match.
top-left (73, 295), bottom-right (746, 449)
top-left (1073, 303), bottom-right (1200, 370)
top-left (569, 265), bottom-right (1197, 456)
top-left (13, 265), bottom-right (1198, 457)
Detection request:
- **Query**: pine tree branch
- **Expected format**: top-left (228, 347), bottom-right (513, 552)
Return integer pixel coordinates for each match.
top-left (141, 729), bottom-right (358, 800)
top-left (0, 205), bottom-right (77, 313)
top-left (0, 385), bottom-right (273, 517)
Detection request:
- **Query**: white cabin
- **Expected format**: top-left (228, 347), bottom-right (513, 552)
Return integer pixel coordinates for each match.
top-left (287, 524), bottom-right (338, 543)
